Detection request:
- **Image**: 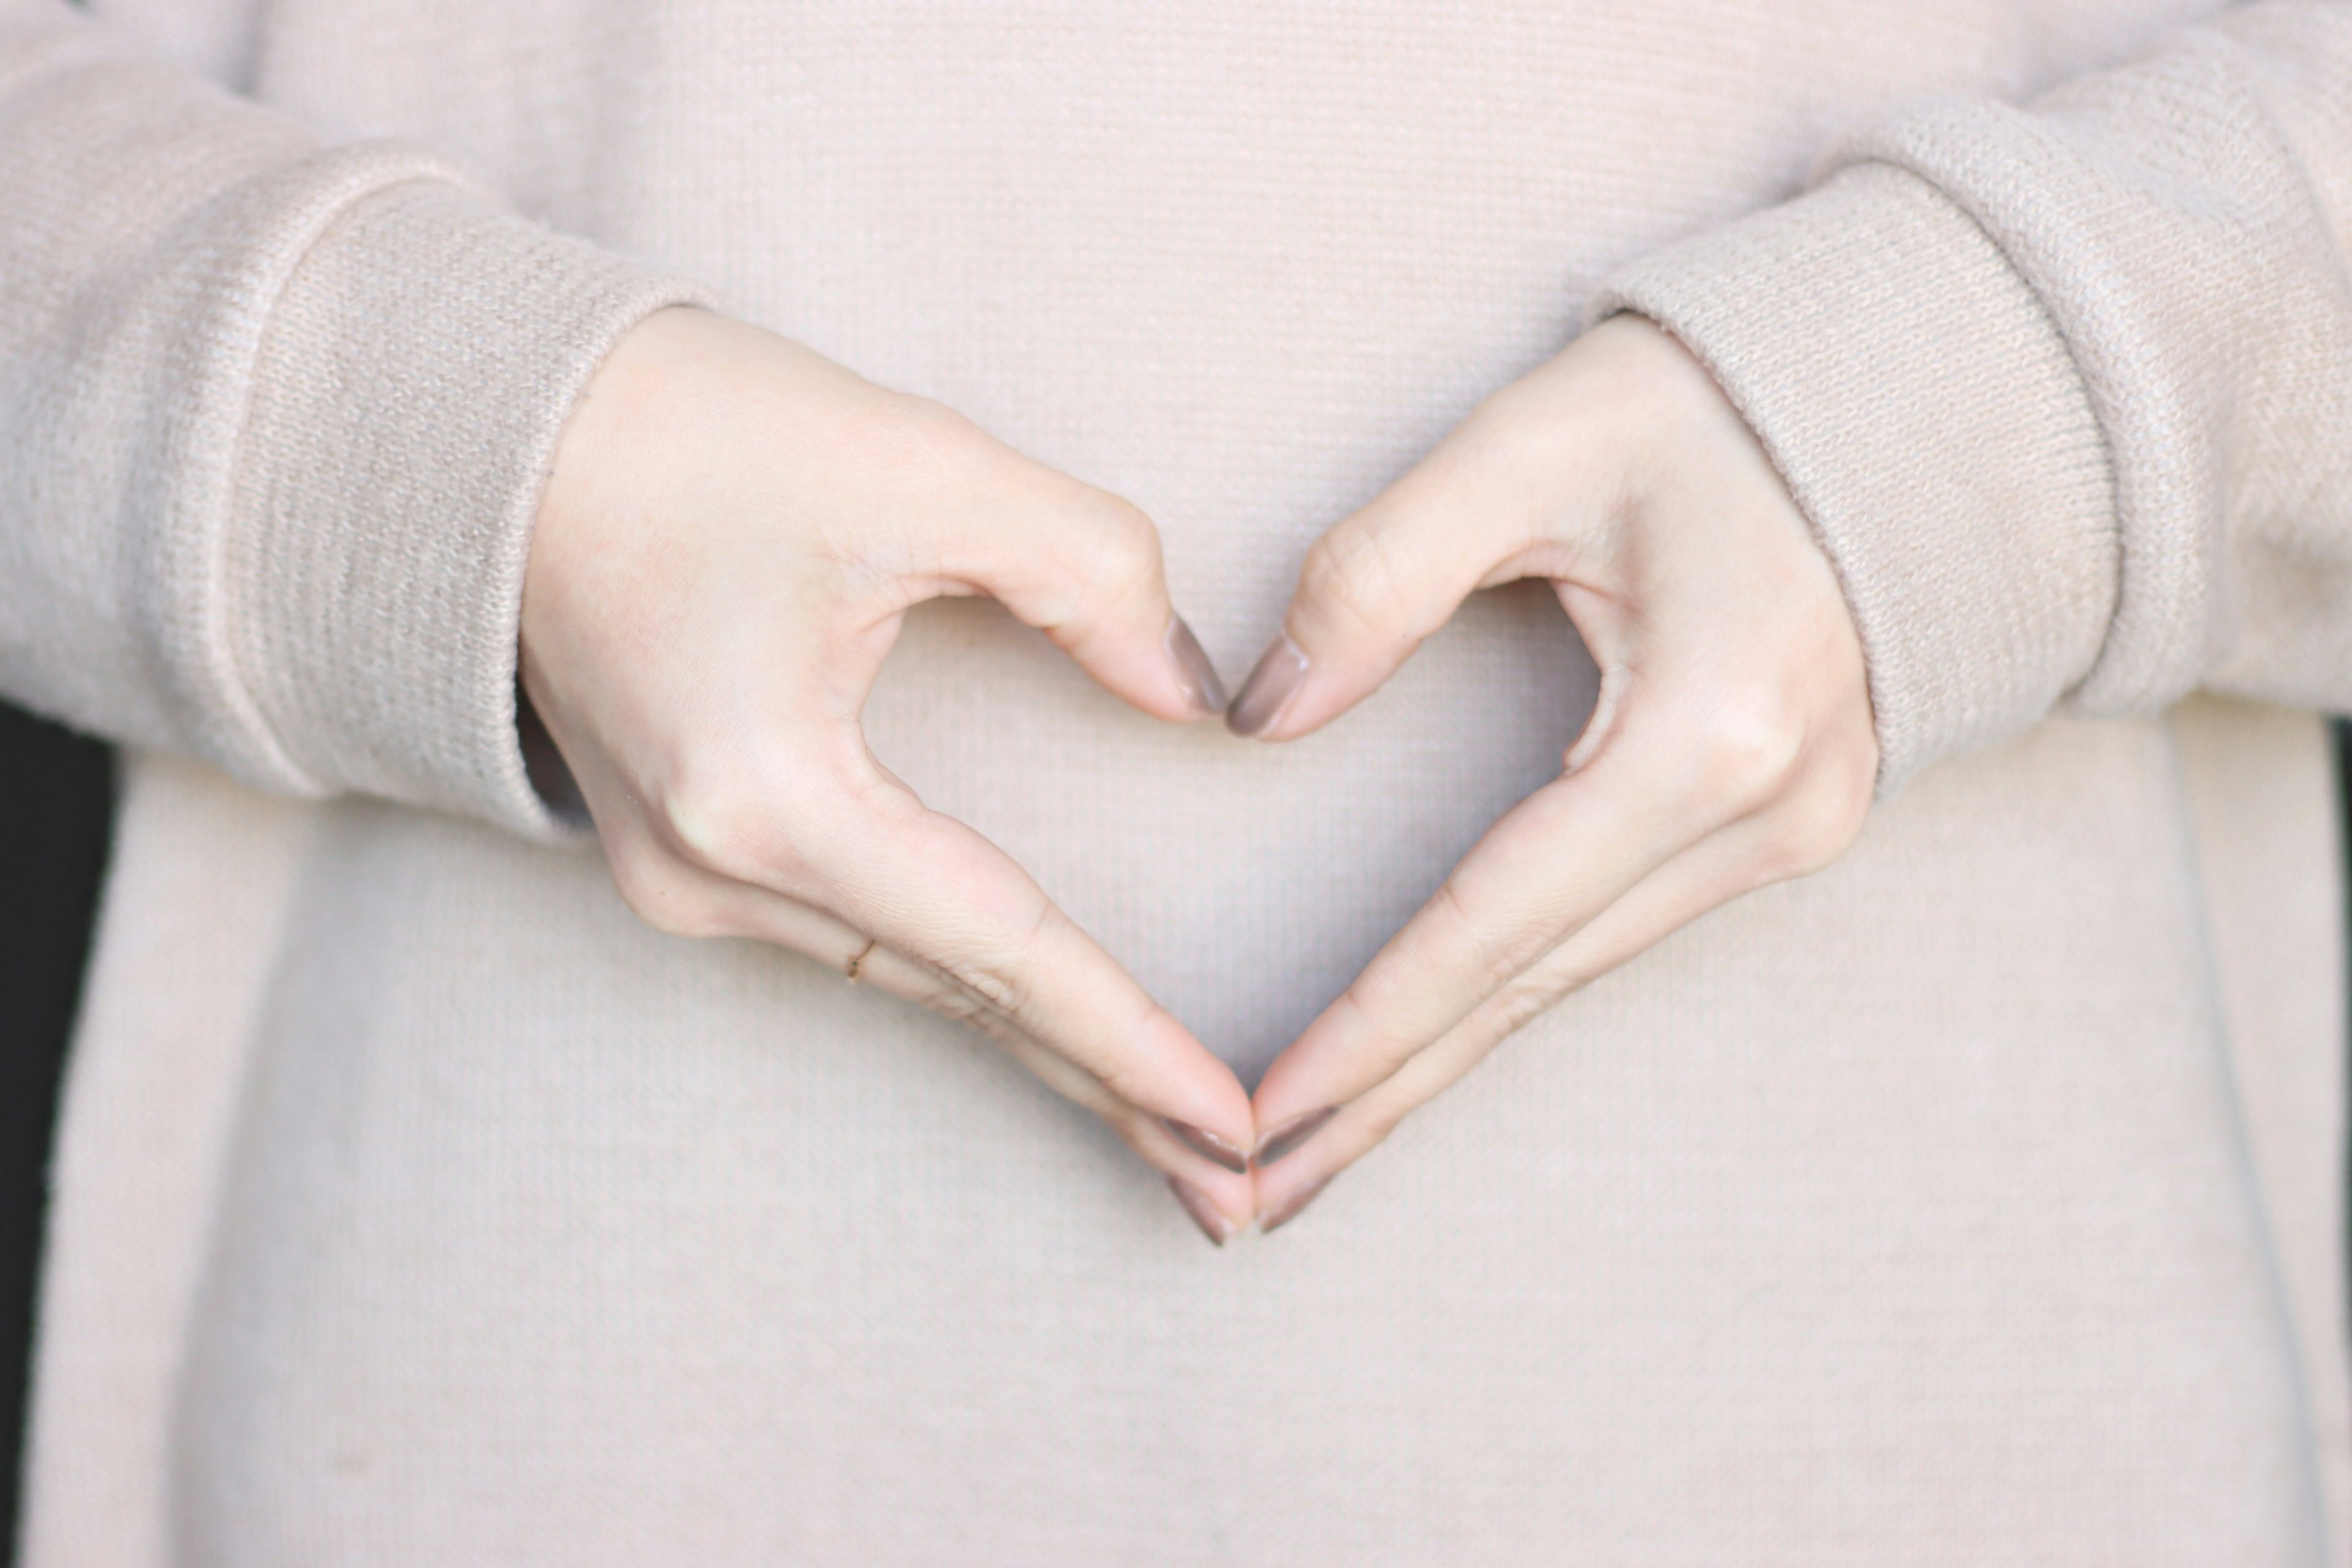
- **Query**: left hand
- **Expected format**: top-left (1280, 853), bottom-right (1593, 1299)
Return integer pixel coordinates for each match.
top-left (1227, 314), bottom-right (1880, 1232)
top-left (520, 309), bottom-right (1259, 1241)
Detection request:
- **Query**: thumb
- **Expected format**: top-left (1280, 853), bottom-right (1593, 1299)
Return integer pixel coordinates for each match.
top-left (937, 452), bottom-right (1227, 724)
top-left (1227, 422), bottom-right (1550, 742)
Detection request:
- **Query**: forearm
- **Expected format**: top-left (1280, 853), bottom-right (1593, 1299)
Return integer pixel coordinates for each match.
top-left (1596, 0), bottom-right (2352, 785)
top-left (0, 1), bottom-right (705, 835)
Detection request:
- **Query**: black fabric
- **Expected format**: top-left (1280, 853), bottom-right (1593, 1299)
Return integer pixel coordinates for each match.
top-left (0, 703), bottom-right (113, 1567)
top-left (2339, 719), bottom-right (2352, 1347)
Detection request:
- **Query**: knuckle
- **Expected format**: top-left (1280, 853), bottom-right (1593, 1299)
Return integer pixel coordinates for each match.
top-left (935, 903), bottom-right (1053, 1021)
top-left (931, 979), bottom-right (1004, 1030)
top-left (941, 959), bottom-right (1024, 1019)
top-left (1763, 750), bottom-right (1875, 882)
top-left (1077, 494), bottom-right (1164, 600)
top-left (656, 774), bottom-right (767, 880)
top-left (1493, 970), bottom-right (1573, 1036)
top-left (607, 846), bottom-right (730, 940)
top-left (1432, 880), bottom-right (1521, 992)
top-left (1690, 695), bottom-right (1806, 820)
top-left (1457, 385), bottom-right (1564, 482)
top-left (1300, 522), bottom-right (1414, 635)
top-left (653, 755), bottom-right (816, 890)
top-left (889, 954), bottom-right (998, 1027)
top-left (880, 390), bottom-right (984, 454)
top-left (832, 390), bottom-right (993, 496)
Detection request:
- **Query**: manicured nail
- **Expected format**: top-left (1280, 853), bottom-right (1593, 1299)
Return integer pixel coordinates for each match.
top-left (1165, 617), bottom-right (1229, 717)
top-left (1259, 1175), bottom-right (1332, 1235)
top-left (1252, 1106), bottom-right (1336, 1167)
top-left (1161, 1117), bottom-right (1249, 1175)
top-left (1167, 1176), bottom-right (1240, 1247)
top-left (1226, 636), bottom-right (1308, 738)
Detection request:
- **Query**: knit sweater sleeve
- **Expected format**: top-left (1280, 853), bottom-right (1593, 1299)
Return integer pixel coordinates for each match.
top-left (1591, 1), bottom-right (2352, 790)
top-left (0, 0), bottom-right (709, 839)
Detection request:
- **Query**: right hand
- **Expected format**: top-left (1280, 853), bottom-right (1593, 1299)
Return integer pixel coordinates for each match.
top-left (519, 307), bottom-right (1256, 1240)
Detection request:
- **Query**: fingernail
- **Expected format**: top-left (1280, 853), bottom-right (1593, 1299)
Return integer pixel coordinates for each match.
top-left (1160, 1117), bottom-right (1249, 1175)
top-left (1252, 1106), bottom-right (1336, 1167)
top-left (1167, 1176), bottom-right (1240, 1247)
top-left (1164, 617), bottom-right (1229, 717)
top-left (1226, 636), bottom-right (1308, 739)
top-left (1259, 1175), bottom-right (1332, 1235)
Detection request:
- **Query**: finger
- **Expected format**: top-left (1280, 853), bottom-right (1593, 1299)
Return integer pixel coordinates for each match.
top-left (774, 782), bottom-right (1257, 1164)
top-left (1249, 845), bottom-right (1739, 1218)
top-left (854, 937), bottom-right (1174, 1140)
top-left (1228, 378), bottom-right (1609, 741)
top-left (1250, 888), bottom-right (1625, 1226)
top-left (1250, 717), bottom-right (1713, 1146)
top-left (653, 864), bottom-right (1257, 1234)
top-left (915, 434), bottom-right (1227, 723)
top-left (1251, 750), bottom-right (1866, 1199)
top-left (984, 1025), bottom-right (1257, 1243)
top-left (1249, 1011), bottom-right (1502, 1230)
top-left (853, 941), bottom-right (1255, 1236)
top-left (605, 832), bottom-right (1153, 1107)
top-left (1249, 837), bottom-right (1743, 1221)
top-left (864, 938), bottom-right (1259, 1243)
top-left (613, 728), bottom-right (1256, 1191)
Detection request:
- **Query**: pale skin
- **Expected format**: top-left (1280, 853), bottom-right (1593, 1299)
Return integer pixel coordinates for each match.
top-left (521, 306), bottom-right (1877, 1244)
top-left (1234, 314), bottom-right (1879, 1230)
top-left (519, 307), bottom-right (1260, 1235)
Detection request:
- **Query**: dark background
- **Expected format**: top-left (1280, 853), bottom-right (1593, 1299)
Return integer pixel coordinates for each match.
top-left (0, 702), bottom-right (115, 1562)
top-left (0, 701), bottom-right (2345, 1562)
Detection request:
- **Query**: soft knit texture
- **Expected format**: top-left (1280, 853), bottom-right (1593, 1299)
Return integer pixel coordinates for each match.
top-left (7, 0), bottom-right (2352, 1562)
top-left (1598, 4), bottom-right (2352, 783)
top-left (0, 15), bottom-right (708, 832)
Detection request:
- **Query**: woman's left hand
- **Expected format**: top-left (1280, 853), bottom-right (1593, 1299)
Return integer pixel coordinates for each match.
top-left (1228, 314), bottom-right (1880, 1231)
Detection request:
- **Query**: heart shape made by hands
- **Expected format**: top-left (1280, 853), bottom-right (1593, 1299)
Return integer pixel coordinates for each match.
top-left (864, 582), bottom-right (1599, 1088)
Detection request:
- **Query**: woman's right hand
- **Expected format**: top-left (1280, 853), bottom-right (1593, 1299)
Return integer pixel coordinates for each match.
top-left (520, 307), bottom-right (1256, 1240)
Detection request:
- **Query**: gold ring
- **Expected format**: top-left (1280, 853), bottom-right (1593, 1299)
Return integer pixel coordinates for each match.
top-left (844, 938), bottom-right (878, 982)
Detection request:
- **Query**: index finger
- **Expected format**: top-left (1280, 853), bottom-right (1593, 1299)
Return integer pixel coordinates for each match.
top-left (805, 783), bottom-right (1257, 1158)
top-left (1250, 718), bottom-right (1710, 1144)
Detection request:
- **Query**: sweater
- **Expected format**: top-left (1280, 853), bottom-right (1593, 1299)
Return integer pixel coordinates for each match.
top-left (6, 0), bottom-right (2352, 1561)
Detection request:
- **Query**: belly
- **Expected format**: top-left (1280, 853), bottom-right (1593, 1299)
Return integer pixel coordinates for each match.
top-left (171, 714), bottom-right (2320, 1564)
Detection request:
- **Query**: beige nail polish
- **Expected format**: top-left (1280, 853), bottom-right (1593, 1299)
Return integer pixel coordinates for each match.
top-left (1161, 1117), bottom-right (1250, 1174)
top-left (1226, 636), bottom-right (1308, 738)
top-left (1165, 616), bottom-right (1229, 717)
top-left (1167, 1175), bottom-right (1240, 1247)
top-left (1252, 1106), bottom-right (1335, 1167)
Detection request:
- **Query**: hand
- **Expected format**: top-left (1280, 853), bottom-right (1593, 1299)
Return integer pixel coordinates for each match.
top-left (521, 307), bottom-right (1258, 1239)
top-left (1229, 314), bottom-right (1878, 1232)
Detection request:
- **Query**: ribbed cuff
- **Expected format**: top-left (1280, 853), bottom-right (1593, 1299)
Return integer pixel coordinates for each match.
top-left (222, 178), bottom-right (712, 840)
top-left (1589, 161), bottom-right (2117, 790)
